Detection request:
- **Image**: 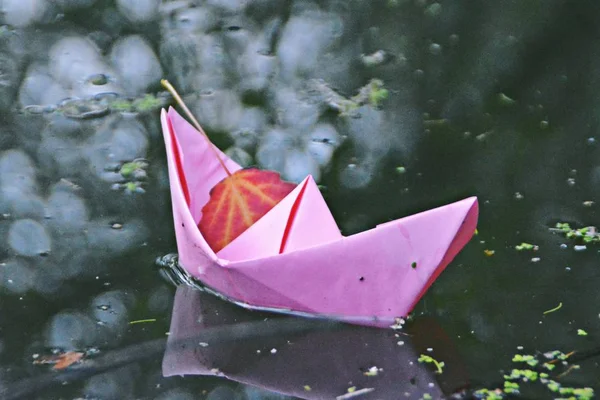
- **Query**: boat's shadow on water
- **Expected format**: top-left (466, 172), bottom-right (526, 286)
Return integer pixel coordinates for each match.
top-left (163, 286), bottom-right (471, 399)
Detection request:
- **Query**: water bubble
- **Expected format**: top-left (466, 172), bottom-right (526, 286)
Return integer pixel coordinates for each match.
top-left (308, 123), bottom-right (339, 167)
top-left (85, 218), bottom-right (149, 256)
top-left (90, 290), bottom-right (133, 336)
top-left (428, 43), bottom-right (442, 55)
top-left (45, 184), bottom-right (89, 232)
top-left (277, 8), bottom-right (346, 83)
top-left (193, 89), bottom-right (243, 134)
top-left (0, 149), bottom-right (37, 192)
top-left (206, 0), bottom-right (247, 13)
top-left (283, 149), bottom-right (321, 183)
top-left (48, 36), bottom-right (109, 87)
top-left (8, 219), bottom-right (51, 257)
top-left (87, 115), bottom-right (149, 181)
top-left (18, 65), bottom-right (69, 107)
top-left (83, 367), bottom-right (136, 400)
top-left (272, 86), bottom-right (320, 131)
top-left (46, 311), bottom-right (98, 350)
top-left (256, 129), bottom-right (290, 172)
top-left (110, 35), bottom-right (163, 96)
top-left (163, 5), bottom-right (218, 33)
top-left (0, 258), bottom-right (35, 294)
top-left (0, 0), bottom-right (48, 27)
top-left (231, 107), bottom-right (267, 150)
top-left (116, 0), bottom-right (159, 22)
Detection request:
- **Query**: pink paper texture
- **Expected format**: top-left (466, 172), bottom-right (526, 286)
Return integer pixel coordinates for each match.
top-left (161, 108), bottom-right (478, 327)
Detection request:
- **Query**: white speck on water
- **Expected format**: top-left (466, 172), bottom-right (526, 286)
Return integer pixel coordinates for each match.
top-left (560, 244), bottom-right (568, 249)
top-left (565, 266), bottom-right (571, 271)
top-left (397, 341), bottom-right (404, 346)
top-left (531, 257), bottom-right (541, 262)
top-left (517, 346), bottom-right (524, 350)
top-left (574, 245), bottom-right (587, 251)
top-left (427, 347), bottom-right (433, 352)
top-left (270, 348), bottom-right (277, 354)
top-left (429, 43), bottom-right (442, 55)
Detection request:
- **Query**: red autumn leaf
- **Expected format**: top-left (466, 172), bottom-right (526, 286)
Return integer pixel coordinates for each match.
top-left (199, 168), bottom-right (296, 252)
top-left (33, 351), bottom-right (84, 370)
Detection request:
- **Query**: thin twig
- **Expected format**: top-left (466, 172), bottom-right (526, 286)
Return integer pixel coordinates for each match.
top-left (161, 79), bottom-right (232, 176)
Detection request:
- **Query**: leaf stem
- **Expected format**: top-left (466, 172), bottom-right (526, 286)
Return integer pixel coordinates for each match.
top-left (161, 79), bottom-right (232, 176)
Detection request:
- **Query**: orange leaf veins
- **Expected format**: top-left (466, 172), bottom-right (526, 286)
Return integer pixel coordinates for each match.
top-left (199, 168), bottom-right (296, 252)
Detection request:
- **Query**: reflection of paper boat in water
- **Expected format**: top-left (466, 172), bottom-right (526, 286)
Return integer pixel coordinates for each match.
top-left (163, 286), bottom-right (470, 399)
top-left (161, 108), bottom-right (478, 327)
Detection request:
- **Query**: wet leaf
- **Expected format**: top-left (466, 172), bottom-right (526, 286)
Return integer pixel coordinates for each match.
top-left (33, 351), bottom-right (84, 370)
top-left (199, 168), bottom-right (296, 252)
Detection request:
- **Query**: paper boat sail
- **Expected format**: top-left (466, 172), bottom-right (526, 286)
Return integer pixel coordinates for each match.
top-left (161, 107), bottom-right (478, 327)
top-left (163, 286), bottom-right (469, 399)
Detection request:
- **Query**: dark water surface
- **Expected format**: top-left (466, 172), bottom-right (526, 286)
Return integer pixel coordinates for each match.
top-left (1, 1), bottom-right (600, 399)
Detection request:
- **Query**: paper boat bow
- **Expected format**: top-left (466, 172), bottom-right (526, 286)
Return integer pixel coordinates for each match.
top-left (161, 107), bottom-right (478, 327)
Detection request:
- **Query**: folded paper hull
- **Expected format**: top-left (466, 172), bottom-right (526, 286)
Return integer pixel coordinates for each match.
top-left (161, 108), bottom-right (479, 327)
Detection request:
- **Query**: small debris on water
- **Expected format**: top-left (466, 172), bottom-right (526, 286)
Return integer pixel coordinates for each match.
top-left (336, 387), bottom-right (374, 400)
top-left (543, 302), bottom-right (562, 315)
top-left (390, 317), bottom-right (406, 330)
top-left (498, 93), bottom-right (516, 106)
top-left (515, 242), bottom-right (538, 251)
top-left (574, 245), bottom-right (587, 252)
top-left (364, 366), bottom-right (381, 376)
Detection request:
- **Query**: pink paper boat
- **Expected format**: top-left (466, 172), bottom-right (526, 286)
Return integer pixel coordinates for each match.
top-left (161, 107), bottom-right (478, 327)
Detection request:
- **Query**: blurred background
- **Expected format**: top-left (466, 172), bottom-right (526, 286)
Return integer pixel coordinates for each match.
top-left (1, 0), bottom-right (599, 398)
